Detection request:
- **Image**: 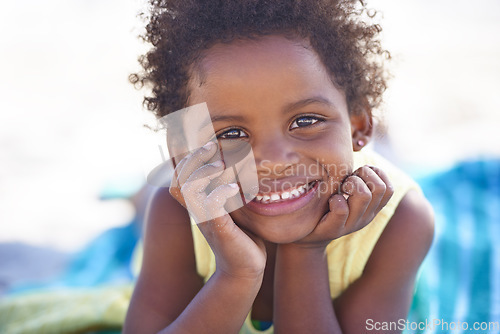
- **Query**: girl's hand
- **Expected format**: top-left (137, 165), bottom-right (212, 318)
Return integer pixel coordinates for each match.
top-left (169, 141), bottom-right (267, 279)
top-left (294, 165), bottom-right (394, 248)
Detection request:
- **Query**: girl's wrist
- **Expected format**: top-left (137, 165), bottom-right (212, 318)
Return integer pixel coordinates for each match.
top-left (277, 242), bottom-right (328, 260)
top-left (213, 268), bottom-right (265, 289)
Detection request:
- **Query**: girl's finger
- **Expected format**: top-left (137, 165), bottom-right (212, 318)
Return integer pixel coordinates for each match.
top-left (187, 183), bottom-right (239, 224)
top-left (185, 160), bottom-right (226, 188)
top-left (181, 170), bottom-right (229, 224)
top-left (315, 193), bottom-right (349, 238)
top-left (353, 166), bottom-right (386, 217)
top-left (181, 161), bottom-right (225, 198)
top-left (367, 166), bottom-right (394, 212)
top-left (169, 149), bottom-right (211, 206)
top-left (208, 165), bottom-right (237, 190)
top-left (205, 183), bottom-right (241, 218)
top-left (177, 141), bottom-right (219, 187)
top-left (342, 175), bottom-right (372, 233)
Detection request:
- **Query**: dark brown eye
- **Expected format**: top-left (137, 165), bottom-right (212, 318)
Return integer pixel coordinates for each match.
top-left (290, 116), bottom-right (320, 129)
top-left (218, 128), bottom-right (248, 139)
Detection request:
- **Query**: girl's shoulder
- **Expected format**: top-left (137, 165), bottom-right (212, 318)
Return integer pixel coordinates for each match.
top-left (363, 186), bottom-right (434, 280)
top-left (125, 188), bottom-right (203, 332)
top-left (358, 149), bottom-right (434, 277)
top-left (354, 149), bottom-right (434, 256)
top-left (140, 187), bottom-right (197, 272)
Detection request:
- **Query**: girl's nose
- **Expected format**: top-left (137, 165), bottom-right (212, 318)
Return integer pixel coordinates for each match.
top-left (253, 135), bottom-right (300, 176)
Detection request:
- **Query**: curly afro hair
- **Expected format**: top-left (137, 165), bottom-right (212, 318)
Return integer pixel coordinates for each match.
top-left (130, 0), bottom-right (390, 118)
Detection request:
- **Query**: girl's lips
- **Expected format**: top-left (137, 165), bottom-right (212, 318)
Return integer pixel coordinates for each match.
top-left (244, 181), bottom-right (320, 216)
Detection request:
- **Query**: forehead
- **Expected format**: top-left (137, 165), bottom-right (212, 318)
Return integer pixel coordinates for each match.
top-left (186, 34), bottom-right (348, 121)
top-left (191, 35), bottom-right (334, 92)
top-left (199, 36), bottom-right (317, 74)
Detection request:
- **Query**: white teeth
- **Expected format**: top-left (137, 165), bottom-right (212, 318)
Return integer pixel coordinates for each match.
top-left (281, 191), bottom-right (290, 199)
top-left (270, 194), bottom-right (280, 201)
top-left (253, 181), bottom-right (318, 204)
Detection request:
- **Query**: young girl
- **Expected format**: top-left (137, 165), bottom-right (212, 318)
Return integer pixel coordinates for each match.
top-left (124, 1), bottom-right (434, 333)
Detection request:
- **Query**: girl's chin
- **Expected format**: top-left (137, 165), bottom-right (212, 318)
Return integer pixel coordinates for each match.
top-left (233, 211), bottom-right (325, 244)
top-left (263, 231), bottom-right (313, 244)
top-left (229, 184), bottom-right (331, 243)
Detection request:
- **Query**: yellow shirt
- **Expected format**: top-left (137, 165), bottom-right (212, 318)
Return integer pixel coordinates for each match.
top-left (189, 150), bottom-right (421, 333)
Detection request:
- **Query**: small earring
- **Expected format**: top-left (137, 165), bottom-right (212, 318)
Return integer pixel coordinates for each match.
top-left (357, 139), bottom-right (365, 148)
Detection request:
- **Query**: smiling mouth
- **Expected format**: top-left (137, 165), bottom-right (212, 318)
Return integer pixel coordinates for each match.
top-left (252, 180), bottom-right (319, 204)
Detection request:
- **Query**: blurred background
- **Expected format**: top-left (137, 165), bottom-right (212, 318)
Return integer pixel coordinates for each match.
top-left (0, 0), bottom-right (499, 331)
top-left (1, 0), bottom-right (499, 250)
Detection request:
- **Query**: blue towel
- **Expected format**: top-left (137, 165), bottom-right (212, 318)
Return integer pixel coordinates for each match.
top-left (7, 219), bottom-right (140, 295)
top-left (407, 159), bottom-right (500, 334)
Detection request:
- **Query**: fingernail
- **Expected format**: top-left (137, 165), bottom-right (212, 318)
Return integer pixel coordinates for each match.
top-left (211, 160), bottom-right (223, 167)
top-left (229, 183), bottom-right (239, 189)
top-left (342, 182), bottom-right (354, 195)
top-left (203, 141), bottom-right (215, 150)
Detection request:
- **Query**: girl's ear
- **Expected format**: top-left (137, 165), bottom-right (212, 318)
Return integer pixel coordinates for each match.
top-left (350, 105), bottom-right (373, 152)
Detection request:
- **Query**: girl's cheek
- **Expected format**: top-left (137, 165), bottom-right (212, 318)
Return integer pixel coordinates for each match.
top-left (323, 138), bottom-right (354, 172)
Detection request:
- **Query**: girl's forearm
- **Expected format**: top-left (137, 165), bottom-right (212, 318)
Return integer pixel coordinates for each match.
top-left (273, 245), bottom-right (342, 334)
top-left (158, 270), bottom-right (262, 334)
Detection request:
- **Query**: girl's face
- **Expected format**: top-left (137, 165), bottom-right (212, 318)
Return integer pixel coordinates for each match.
top-left (187, 35), bottom-right (361, 243)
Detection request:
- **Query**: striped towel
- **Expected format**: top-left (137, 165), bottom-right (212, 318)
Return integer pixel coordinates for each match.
top-left (0, 285), bottom-right (132, 334)
top-left (407, 159), bottom-right (500, 334)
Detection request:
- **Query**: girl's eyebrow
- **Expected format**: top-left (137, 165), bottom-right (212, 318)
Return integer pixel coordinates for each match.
top-left (283, 96), bottom-right (336, 114)
top-left (200, 96), bottom-right (335, 129)
top-left (210, 114), bottom-right (246, 123)
top-left (196, 114), bottom-right (245, 132)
